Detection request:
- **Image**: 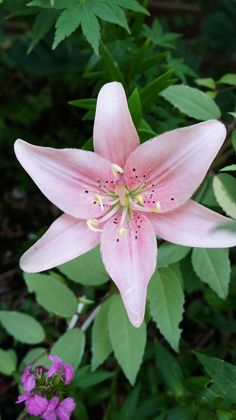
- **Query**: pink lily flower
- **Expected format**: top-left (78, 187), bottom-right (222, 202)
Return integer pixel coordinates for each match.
top-left (14, 82), bottom-right (236, 327)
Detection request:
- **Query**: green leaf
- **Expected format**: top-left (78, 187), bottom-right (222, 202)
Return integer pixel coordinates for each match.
top-left (80, 3), bottom-right (100, 54)
top-left (119, 385), bottom-right (141, 419)
top-left (117, 0), bottom-right (148, 14)
top-left (218, 73), bottom-right (236, 86)
top-left (21, 347), bottom-right (50, 369)
top-left (220, 165), bottom-right (236, 172)
top-left (217, 411), bottom-right (234, 420)
top-left (100, 43), bottom-right (125, 84)
top-left (192, 248), bottom-right (230, 299)
top-left (155, 341), bottom-right (184, 396)
top-left (232, 130), bottom-right (236, 152)
top-left (158, 242), bottom-right (190, 268)
top-left (195, 352), bottom-right (236, 404)
top-left (148, 266), bottom-right (184, 351)
top-left (91, 300), bottom-right (112, 370)
top-left (195, 78), bottom-right (216, 90)
top-left (168, 405), bottom-right (198, 420)
top-left (68, 98), bottom-right (96, 110)
top-left (51, 328), bottom-right (85, 368)
top-left (58, 245), bottom-right (108, 286)
top-left (91, 0), bottom-right (128, 30)
top-left (213, 174), bottom-right (236, 219)
top-left (140, 70), bottom-right (175, 107)
top-left (0, 349), bottom-right (17, 375)
top-left (24, 273), bottom-right (77, 317)
top-left (28, 10), bottom-right (56, 53)
top-left (128, 88), bottom-right (142, 129)
top-left (0, 311), bottom-right (45, 344)
top-left (75, 365), bottom-right (113, 388)
top-left (53, 2), bottom-right (81, 49)
top-left (160, 84), bottom-right (221, 120)
top-left (229, 112), bottom-right (236, 118)
top-left (108, 295), bottom-right (146, 384)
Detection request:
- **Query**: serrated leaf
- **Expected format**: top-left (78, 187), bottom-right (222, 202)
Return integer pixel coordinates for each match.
top-left (108, 295), bottom-right (146, 384)
top-left (0, 349), bottom-right (17, 375)
top-left (28, 9), bottom-right (56, 53)
top-left (0, 311), bottom-right (45, 344)
top-left (24, 273), bottom-right (77, 317)
top-left (160, 85), bottom-right (221, 120)
top-left (53, 3), bottom-right (81, 49)
top-left (80, 3), bottom-right (100, 54)
top-left (51, 328), bottom-right (85, 368)
top-left (218, 73), bottom-right (236, 86)
top-left (213, 174), bottom-right (236, 219)
top-left (195, 352), bottom-right (236, 404)
top-left (158, 242), bottom-right (190, 268)
top-left (117, 0), bottom-right (148, 14)
top-left (148, 267), bottom-right (184, 351)
top-left (91, 300), bottom-right (112, 371)
top-left (58, 245), bottom-right (108, 286)
top-left (92, 0), bottom-right (127, 29)
top-left (192, 248), bottom-right (230, 299)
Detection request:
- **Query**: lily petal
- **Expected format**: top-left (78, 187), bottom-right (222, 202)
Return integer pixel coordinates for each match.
top-left (20, 214), bottom-right (100, 272)
top-left (101, 212), bottom-right (157, 327)
top-left (93, 82), bottom-right (140, 167)
top-left (149, 199), bottom-right (236, 247)
top-left (125, 120), bottom-right (226, 212)
top-left (14, 139), bottom-right (114, 219)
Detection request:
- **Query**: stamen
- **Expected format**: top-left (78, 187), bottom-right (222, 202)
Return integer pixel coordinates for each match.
top-left (87, 219), bottom-right (103, 232)
top-left (134, 193), bottom-right (144, 205)
top-left (119, 227), bottom-right (127, 236)
top-left (111, 163), bottom-right (124, 177)
top-left (94, 194), bottom-right (104, 211)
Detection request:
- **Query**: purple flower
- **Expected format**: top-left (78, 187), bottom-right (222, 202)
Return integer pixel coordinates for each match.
top-left (25, 394), bottom-right (48, 416)
top-left (42, 396), bottom-right (59, 420)
top-left (63, 364), bottom-right (75, 385)
top-left (21, 365), bottom-right (36, 393)
top-left (57, 397), bottom-right (76, 420)
top-left (42, 396), bottom-right (76, 420)
top-left (47, 355), bottom-right (63, 378)
top-left (15, 394), bottom-right (29, 404)
top-left (47, 355), bottom-right (75, 385)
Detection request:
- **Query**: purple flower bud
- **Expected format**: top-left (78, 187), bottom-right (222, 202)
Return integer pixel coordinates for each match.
top-left (56, 397), bottom-right (76, 420)
top-left (47, 355), bottom-right (63, 378)
top-left (63, 364), bottom-right (75, 385)
top-left (21, 365), bottom-right (36, 393)
top-left (25, 394), bottom-right (48, 416)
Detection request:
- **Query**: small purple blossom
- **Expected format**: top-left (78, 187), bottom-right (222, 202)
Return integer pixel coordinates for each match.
top-left (16, 355), bottom-right (76, 419)
top-left (47, 355), bottom-right (75, 385)
top-left (42, 396), bottom-right (76, 420)
top-left (63, 364), bottom-right (75, 385)
top-left (57, 398), bottom-right (77, 420)
top-left (21, 365), bottom-right (36, 393)
top-left (25, 394), bottom-right (48, 416)
top-left (47, 355), bottom-right (63, 378)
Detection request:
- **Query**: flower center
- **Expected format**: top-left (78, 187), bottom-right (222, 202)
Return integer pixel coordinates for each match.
top-left (86, 163), bottom-right (161, 234)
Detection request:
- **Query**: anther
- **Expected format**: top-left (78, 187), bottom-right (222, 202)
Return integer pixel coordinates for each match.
top-left (111, 163), bottom-right (124, 177)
